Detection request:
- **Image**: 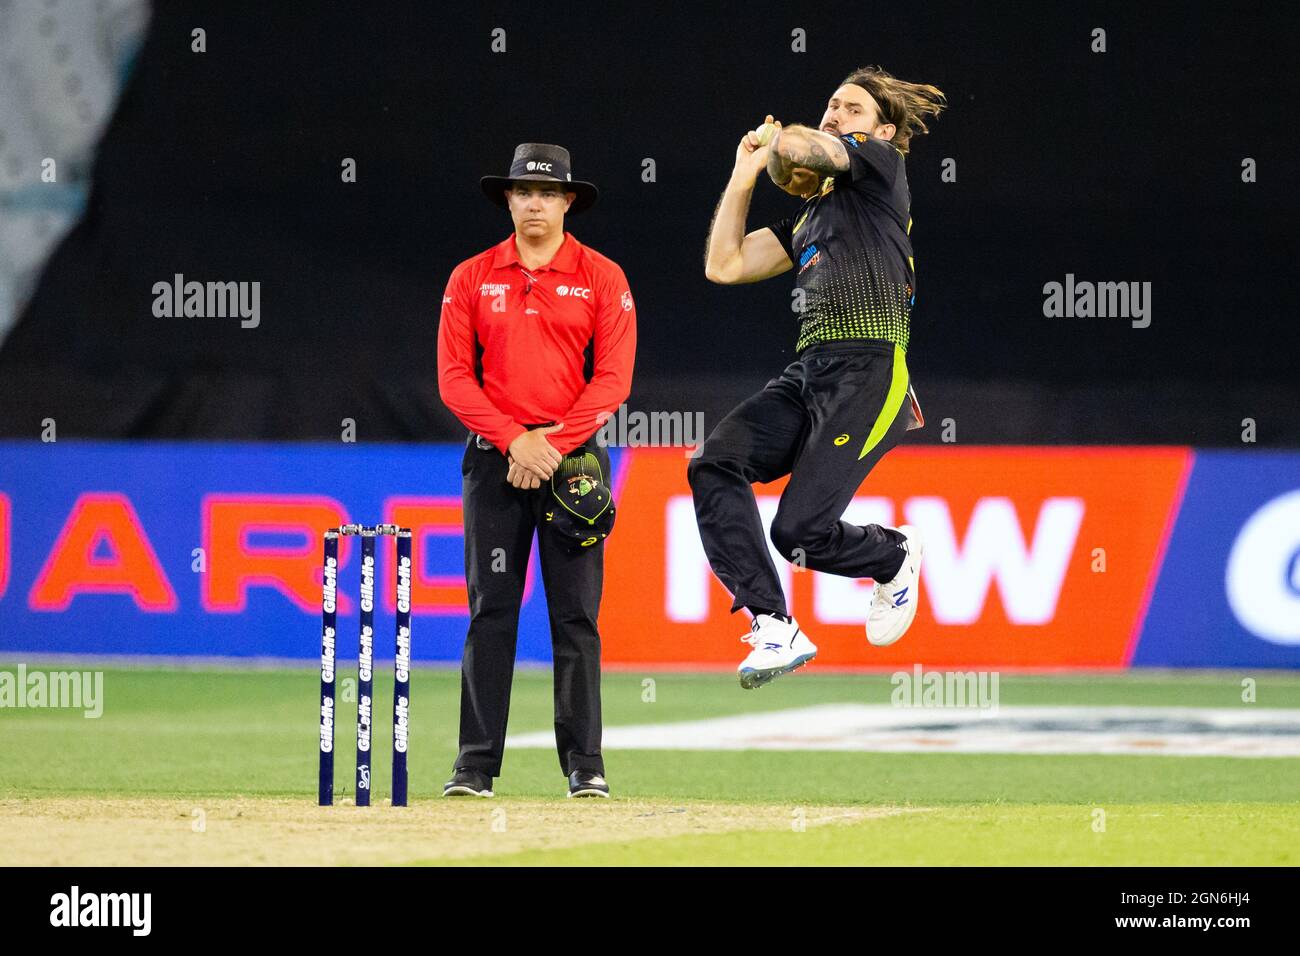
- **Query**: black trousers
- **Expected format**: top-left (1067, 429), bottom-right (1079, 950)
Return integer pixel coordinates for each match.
top-left (455, 430), bottom-right (607, 777)
top-left (687, 341), bottom-right (912, 616)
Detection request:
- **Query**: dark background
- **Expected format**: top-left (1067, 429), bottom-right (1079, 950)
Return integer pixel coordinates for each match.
top-left (2, 0), bottom-right (1297, 443)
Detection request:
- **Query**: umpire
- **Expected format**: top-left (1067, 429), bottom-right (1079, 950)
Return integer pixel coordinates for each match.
top-left (437, 144), bottom-right (636, 799)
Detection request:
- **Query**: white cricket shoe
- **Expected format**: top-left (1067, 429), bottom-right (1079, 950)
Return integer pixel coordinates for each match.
top-left (737, 614), bottom-right (817, 689)
top-left (866, 524), bottom-right (925, 647)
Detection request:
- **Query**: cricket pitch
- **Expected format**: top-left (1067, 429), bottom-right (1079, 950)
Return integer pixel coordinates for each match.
top-left (0, 797), bottom-right (903, 866)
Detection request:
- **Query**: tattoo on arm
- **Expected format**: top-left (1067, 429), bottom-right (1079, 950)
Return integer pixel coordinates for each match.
top-left (768, 126), bottom-right (850, 182)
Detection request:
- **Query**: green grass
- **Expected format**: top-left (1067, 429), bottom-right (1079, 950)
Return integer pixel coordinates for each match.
top-left (448, 803), bottom-right (1300, 866)
top-left (2, 665), bottom-right (1298, 864)
top-left (2, 667), bottom-right (1299, 801)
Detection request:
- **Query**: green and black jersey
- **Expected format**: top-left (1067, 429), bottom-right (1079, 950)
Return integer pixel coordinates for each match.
top-left (767, 132), bottom-right (915, 354)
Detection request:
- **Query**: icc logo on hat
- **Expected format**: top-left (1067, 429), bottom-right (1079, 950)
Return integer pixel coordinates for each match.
top-left (481, 143), bottom-right (599, 214)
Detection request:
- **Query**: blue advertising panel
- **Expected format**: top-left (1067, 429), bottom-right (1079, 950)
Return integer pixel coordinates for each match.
top-left (1135, 452), bottom-right (1300, 668)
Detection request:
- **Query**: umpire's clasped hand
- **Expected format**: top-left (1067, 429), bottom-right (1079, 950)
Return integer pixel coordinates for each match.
top-left (506, 423), bottom-right (565, 487)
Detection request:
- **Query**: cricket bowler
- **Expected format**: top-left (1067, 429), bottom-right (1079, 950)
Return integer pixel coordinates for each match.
top-left (693, 66), bottom-right (946, 688)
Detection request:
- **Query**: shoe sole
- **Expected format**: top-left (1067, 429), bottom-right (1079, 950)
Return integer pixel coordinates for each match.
top-left (567, 789), bottom-right (611, 799)
top-left (442, 786), bottom-right (494, 798)
top-left (738, 651), bottom-right (817, 690)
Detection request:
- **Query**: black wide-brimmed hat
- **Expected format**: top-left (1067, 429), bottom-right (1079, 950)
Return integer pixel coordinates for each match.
top-left (480, 143), bottom-right (599, 215)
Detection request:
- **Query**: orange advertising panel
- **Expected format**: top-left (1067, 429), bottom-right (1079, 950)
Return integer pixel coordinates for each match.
top-left (601, 447), bottom-right (1191, 668)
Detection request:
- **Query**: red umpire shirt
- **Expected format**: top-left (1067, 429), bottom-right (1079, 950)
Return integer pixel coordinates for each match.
top-left (437, 232), bottom-right (636, 454)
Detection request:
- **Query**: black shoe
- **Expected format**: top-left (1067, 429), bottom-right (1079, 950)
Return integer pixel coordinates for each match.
top-left (567, 770), bottom-right (610, 799)
top-left (443, 768), bottom-right (494, 797)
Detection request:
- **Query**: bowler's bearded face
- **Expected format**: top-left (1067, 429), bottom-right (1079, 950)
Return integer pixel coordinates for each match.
top-left (819, 83), bottom-right (888, 140)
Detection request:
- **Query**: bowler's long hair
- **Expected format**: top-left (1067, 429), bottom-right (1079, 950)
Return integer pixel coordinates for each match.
top-left (841, 66), bottom-right (946, 155)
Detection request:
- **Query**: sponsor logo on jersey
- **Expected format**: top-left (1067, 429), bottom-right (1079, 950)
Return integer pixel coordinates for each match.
top-left (799, 244), bottom-right (821, 273)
